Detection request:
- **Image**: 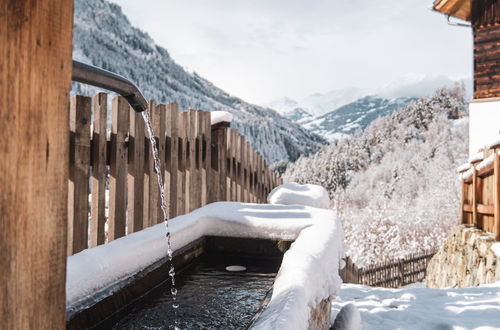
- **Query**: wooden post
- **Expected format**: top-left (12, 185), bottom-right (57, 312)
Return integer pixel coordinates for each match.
top-left (108, 97), bottom-right (129, 241)
top-left (90, 93), bottom-right (108, 247)
top-left (0, 1), bottom-right (73, 327)
top-left (494, 147), bottom-right (500, 240)
top-left (128, 106), bottom-right (145, 234)
top-left (68, 95), bottom-right (91, 255)
top-left (166, 103), bottom-right (179, 218)
top-left (472, 162), bottom-right (479, 227)
top-left (202, 111), bottom-right (211, 206)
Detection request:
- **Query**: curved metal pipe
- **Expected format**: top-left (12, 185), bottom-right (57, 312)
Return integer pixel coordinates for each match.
top-left (72, 60), bottom-right (148, 112)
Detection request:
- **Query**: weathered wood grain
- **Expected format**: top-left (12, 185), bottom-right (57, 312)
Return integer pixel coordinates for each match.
top-left (108, 97), bottom-right (129, 241)
top-left (90, 93), bottom-right (108, 247)
top-left (0, 1), bottom-right (73, 327)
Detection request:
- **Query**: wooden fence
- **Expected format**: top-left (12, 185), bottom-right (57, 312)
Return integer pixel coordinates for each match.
top-left (339, 250), bottom-right (436, 288)
top-left (458, 144), bottom-right (500, 240)
top-left (67, 93), bottom-right (282, 255)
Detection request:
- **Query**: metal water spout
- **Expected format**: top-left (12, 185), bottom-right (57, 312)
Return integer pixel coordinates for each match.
top-left (71, 60), bottom-right (148, 112)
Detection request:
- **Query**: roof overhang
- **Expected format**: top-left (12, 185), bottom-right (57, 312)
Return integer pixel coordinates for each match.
top-left (433, 0), bottom-right (471, 21)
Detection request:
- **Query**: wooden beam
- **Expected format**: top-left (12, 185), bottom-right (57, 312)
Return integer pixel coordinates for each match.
top-left (0, 1), bottom-right (73, 327)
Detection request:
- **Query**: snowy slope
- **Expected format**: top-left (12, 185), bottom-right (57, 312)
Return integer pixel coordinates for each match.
top-left (72, 0), bottom-right (325, 164)
top-left (301, 95), bottom-right (416, 141)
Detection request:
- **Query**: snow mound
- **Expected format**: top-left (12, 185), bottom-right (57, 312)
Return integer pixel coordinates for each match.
top-left (66, 202), bottom-right (345, 330)
top-left (456, 162), bottom-right (470, 173)
top-left (331, 283), bottom-right (500, 329)
top-left (210, 111), bottom-right (233, 125)
top-left (267, 183), bottom-right (330, 209)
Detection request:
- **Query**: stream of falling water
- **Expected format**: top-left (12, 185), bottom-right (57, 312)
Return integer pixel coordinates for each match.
top-left (142, 110), bottom-right (179, 330)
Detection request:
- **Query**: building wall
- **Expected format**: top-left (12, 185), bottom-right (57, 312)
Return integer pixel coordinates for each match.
top-left (469, 98), bottom-right (500, 155)
top-left (472, 0), bottom-right (500, 99)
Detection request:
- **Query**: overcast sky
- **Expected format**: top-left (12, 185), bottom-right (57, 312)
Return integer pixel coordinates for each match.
top-left (109, 0), bottom-right (473, 105)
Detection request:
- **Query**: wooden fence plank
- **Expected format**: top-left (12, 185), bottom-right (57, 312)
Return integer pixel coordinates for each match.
top-left (237, 134), bottom-right (244, 202)
top-left (219, 125), bottom-right (228, 201)
top-left (68, 95), bottom-right (92, 255)
top-left (127, 106), bottom-right (145, 234)
top-left (108, 96), bottom-right (129, 241)
top-left (179, 111), bottom-right (188, 214)
top-left (166, 103), bottom-right (179, 218)
top-left (495, 148), bottom-right (500, 240)
top-left (90, 93), bottom-right (107, 247)
top-left (156, 104), bottom-right (167, 223)
top-left (148, 100), bottom-right (161, 225)
top-left (202, 111), bottom-right (211, 206)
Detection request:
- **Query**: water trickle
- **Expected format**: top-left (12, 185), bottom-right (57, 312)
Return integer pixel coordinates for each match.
top-left (142, 110), bottom-right (179, 330)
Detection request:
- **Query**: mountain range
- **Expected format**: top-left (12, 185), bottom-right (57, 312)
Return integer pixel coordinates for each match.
top-left (72, 0), bottom-right (325, 165)
top-left (265, 77), bottom-right (470, 141)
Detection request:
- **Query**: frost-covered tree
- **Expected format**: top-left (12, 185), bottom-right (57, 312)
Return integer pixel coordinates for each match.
top-left (284, 86), bottom-right (468, 266)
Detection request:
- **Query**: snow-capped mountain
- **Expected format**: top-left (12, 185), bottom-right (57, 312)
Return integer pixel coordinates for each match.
top-left (301, 96), bottom-right (416, 141)
top-left (72, 0), bottom-right (326, 164)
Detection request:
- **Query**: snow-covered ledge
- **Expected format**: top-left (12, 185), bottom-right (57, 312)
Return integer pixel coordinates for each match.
top-left (67, 202), bottom-right (345, 330)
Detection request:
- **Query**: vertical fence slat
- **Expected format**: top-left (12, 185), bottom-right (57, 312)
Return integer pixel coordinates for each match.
top-left (237, 135), bottom-right (243, 202)
top-left (218, 125), bottom-right (228, 201)
top-left (108, 96), bottom-right (129, 241)
top-left (180, 111), bottom-right (189, 214)
top-left (166, 103), bottom-right (179, 218)
top-left (202, 111), bottom-right (211, 206)
top-left (148, 101), bottom-right (161, 225)
top-left (188, 110), bottom-right (199, 212)
top-left (127, 106), bottom-right (145, 234)
top-left (494, 148), bottom-right (500, 240)
top-left (90, 93), bottom-right (107, 248)
top-left (68, 95), bottom-right (91, 255)
top-left (472, 163), bottom-right (478, 226)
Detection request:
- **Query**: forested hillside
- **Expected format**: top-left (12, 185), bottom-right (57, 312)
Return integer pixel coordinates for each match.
top-left (284, 86), bottom-right (468, 265)
top-left (72, 0), bottom-right (325, 164)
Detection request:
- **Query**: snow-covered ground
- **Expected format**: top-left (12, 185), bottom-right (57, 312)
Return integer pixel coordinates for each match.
top-left (331, 283), bottom-right (500, 329)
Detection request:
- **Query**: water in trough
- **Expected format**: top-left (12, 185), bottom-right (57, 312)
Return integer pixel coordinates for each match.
top-left (112, 253), bottom-right (280, 329)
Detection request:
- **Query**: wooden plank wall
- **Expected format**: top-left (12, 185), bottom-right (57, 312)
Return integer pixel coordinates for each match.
top-left (459, 145), bottom-right (500, 240)
top-left (471, 0), bottom-right (500, 99)
top-left (67, 93), bottom-right (283, 255)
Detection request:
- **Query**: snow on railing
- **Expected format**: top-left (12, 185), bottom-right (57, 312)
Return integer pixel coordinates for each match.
top-left (458, 144), bottom-right (500, 240)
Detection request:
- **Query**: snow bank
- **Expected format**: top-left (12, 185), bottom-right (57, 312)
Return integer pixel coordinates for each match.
top-left (331, 283), bottom-right (500, 329)
top-left (67, 202), bottom-right (345, 330)
top-left (267, 183), bottom-right (330, 209)
top-left (210, 111), bottom-right (233, 125)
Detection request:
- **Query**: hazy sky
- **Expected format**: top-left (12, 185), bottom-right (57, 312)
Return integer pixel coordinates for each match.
top-left (109, 0), bottom-right (473, 104)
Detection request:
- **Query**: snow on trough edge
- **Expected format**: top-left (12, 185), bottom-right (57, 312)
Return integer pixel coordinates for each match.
top-left (66, 202), bottom-right (345, 330)
top-left (267, 182), bottom-right (330, 209)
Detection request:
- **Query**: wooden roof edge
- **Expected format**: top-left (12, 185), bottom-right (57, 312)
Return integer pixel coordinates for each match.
top-left (433, 0), bottom-right (471, 21)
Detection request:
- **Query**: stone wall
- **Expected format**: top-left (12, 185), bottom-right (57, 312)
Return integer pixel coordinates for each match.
top-left (426, 225), bottom-right (500, 288)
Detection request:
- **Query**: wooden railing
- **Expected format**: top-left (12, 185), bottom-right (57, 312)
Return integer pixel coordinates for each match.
top-left (67, 93), bottom-right (282, 255)
top-left (458, 144), bottom-right (500, 240)
top-left (339, 250), bottom-right (436, 288)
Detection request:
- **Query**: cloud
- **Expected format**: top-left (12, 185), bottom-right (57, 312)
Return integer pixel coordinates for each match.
top-left (109, 0), bottom-right (473, 104)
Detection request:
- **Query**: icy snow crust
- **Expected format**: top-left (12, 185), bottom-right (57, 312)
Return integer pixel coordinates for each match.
top-left (267, 183), bottom-right (330, 209)
top-left (66, 202), bottom-right (345, 330)
top-left (331, 283), bottom-right (500, 329)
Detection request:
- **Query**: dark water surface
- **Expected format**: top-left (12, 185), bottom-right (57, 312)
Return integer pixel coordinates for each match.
top-left (112, 253), bottom-right (280, 330)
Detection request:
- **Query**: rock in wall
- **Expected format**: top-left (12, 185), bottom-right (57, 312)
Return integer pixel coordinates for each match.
top-left (426, 225), bottom-right (500, 288)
